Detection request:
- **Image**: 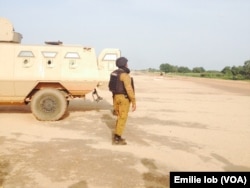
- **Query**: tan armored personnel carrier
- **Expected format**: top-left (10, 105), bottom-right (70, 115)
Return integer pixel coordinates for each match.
top-left (0, 17), bottom-right (120, 121)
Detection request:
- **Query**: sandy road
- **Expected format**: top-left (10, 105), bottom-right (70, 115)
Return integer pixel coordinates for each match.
top-left (0, 74), bottom-right (250, 188)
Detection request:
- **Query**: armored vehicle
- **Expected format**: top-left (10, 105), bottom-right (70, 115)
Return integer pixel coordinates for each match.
top-left (0, 17), bottom-right (120, 120)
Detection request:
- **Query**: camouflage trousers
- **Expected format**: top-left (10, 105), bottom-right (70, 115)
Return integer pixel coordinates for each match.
top-left (113, 94), bottom-right (130, 136)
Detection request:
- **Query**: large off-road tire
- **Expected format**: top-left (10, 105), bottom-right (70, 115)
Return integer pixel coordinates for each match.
top-left (30, 88), bottom-right (67, 121)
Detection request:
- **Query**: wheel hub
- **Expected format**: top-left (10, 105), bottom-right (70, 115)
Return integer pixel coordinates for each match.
top-left (41, 97), bottom-right (56, 112)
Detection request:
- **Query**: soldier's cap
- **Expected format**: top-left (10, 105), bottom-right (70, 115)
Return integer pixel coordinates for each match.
top-left (116, 57), bottom-right (128, 68)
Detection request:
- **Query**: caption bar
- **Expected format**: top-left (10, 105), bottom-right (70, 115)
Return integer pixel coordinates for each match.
top-left (170, 172), bottom-right (250, 188)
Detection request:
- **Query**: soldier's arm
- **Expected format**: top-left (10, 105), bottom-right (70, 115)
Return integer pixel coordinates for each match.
top-left (120, 73), bottom-right (136, 106)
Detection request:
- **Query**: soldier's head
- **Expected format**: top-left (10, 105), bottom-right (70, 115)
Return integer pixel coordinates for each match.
top-left (116, 57), bottom-right (128, 68)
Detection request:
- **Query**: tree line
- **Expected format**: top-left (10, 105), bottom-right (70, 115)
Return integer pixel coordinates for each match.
top-left (158, 60), bottom-right (250, 80)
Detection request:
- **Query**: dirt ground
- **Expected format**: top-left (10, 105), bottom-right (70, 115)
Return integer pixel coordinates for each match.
top-left (0, 73), bottom-right (250, 188)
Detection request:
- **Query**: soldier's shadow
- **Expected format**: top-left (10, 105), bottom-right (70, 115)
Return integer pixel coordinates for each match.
top-left (68, 98), bottom-right (112, 111)
top-left (101, 113), bottom-right (116, 141)
top-left (61, 98), bottom-right (112, 119)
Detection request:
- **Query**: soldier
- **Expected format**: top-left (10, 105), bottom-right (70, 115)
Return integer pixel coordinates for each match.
top-left (109, 57), bottom-right (136, 145)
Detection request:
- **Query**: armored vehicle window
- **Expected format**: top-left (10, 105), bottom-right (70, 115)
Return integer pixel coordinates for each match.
top-left (65, 52), bottom-right (80, 59)
top-left (42, 52), bottom-right (57, 58)
top-left (18, 51), bottom-right (34, 57)
top-left (103, 54), bottom-right (117, 61)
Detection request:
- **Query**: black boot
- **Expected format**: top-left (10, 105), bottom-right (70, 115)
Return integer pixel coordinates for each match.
top-left (113, 134), bottom-right (127, 145)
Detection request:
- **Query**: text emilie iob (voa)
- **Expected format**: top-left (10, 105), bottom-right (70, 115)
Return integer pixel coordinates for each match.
top-left (170, 172), bottom-right (250, 188)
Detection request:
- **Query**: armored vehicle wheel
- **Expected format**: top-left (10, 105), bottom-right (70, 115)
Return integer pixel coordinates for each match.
top-left (31, 88), bottom-right (67, 121)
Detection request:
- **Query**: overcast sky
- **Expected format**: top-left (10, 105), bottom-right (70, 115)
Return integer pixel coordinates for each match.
top-left (1, 0), bottom-right (250, 70)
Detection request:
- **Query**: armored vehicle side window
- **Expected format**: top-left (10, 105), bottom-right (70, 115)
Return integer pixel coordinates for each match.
top-left (42, 52), bottom-right (57, 58)
top-left (65, 52), bottom-right (80, 59)
top-left (103, 54), bottom-right (117, 61)
top-left (42, 52), bottom-right (57, 68)
top-left (102, 53), bottom-right (117, 70)
top-left (18, 51), bottom-right (34, 57)
top-left (18, 51), bottom-right (34, 68)
top-left (65, 52), bottom-right (80, 69)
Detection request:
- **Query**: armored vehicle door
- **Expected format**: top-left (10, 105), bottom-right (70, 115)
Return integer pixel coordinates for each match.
top-left (14, 47), bottom-right (42, 99)
top-left (42, 50), bottom-right (61, 79)
top-left (98, 49), bottom-right (121, 81)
